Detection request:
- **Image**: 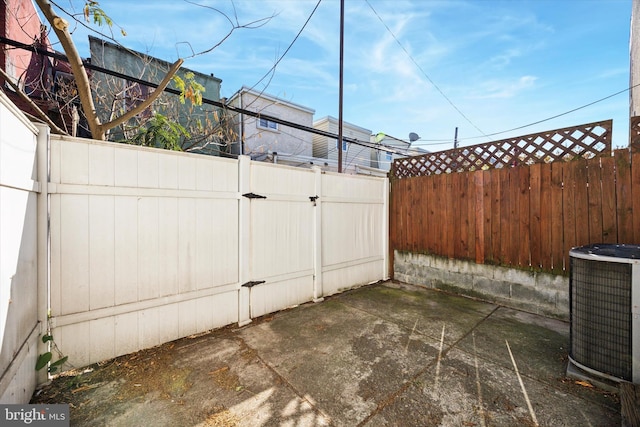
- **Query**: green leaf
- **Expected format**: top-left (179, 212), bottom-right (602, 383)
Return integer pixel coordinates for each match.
top-left (49, 356), bottom-right (68, 369)
top-left (35, 353), bottom-right (52, 371)
top-left (41, 334), bottom-right (53, 344)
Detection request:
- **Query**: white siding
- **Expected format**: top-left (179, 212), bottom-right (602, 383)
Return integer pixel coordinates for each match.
top-left (312, 117), bottom-right (374, 173)
top-left (230, 88), bottom-right (315, 157)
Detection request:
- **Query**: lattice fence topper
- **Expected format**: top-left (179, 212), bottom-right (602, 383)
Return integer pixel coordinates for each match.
top-left (392, 120), bottom-right (612, 179)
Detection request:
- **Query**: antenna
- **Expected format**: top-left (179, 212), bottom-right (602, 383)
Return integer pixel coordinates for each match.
top-left (409, 132), bottom-right (420, 142)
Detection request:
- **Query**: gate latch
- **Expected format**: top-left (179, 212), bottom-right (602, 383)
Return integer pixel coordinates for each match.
top-left (243, 192), bottom-right (266, 199)
top-left (309, 195), bottom-right (319, 206)
top-left (242, 280), bottom-right (266, 288)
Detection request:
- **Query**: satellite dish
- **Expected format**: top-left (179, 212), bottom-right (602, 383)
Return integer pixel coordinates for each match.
top-left (409, 132), bottom-right (420, 142)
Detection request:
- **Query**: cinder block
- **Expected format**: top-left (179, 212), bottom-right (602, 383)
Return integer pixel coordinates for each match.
top-left (473, 277), bottom-right (511, 299)
top-left (537, 271), bottom-right (568, 292)
top-left (495, 267), bottom-right (536, 287)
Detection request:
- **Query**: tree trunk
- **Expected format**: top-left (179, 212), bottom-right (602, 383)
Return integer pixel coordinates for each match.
top-left (35, 0), bottom-right (104, 139)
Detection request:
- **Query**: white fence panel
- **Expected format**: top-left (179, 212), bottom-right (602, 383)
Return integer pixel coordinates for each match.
top-left (0, 93), bottom-right (40, 403)
top-left (49, 136), bottom-right (240, 367)
top-left (321, 173), bottom-right (388, 295)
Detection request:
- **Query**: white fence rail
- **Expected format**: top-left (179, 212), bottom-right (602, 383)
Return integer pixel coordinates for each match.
top-left (48, 135), bottom-right (389, 369)
top-left (0, 92), bottom-right (41, 403)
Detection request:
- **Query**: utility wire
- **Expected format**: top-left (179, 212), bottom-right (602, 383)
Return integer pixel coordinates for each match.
top-left (365, 0), bottom-right (489, 139)
top-left (366, 1), bottom-right (631, 147)
top-left (410, 82), bottom-right (638, 147)
top-left (464, 84), bottom-right (638, 139)
top-left (246, 0), bottom-right (322, 94)
top-left (0, 35), bottom-right (405, 156)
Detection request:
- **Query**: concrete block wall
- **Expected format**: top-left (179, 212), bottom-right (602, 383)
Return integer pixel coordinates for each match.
top-left (393, 250), bottom-right (569, 319)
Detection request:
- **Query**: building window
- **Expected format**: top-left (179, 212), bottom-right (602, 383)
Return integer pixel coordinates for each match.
top-left (336, 139), bottom-right (348, 151)
top-left (385, 152), bottom-right (393, 162)
top-left (258, 117), bottom-right (278, 130)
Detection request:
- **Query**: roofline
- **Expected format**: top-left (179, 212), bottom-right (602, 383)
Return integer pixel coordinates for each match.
top-left (88, 35), bottom-right (222, 84)
top-left (313, 115), bottom-right (372, 134)
top-left (228, 86), bottom-right (315, 114)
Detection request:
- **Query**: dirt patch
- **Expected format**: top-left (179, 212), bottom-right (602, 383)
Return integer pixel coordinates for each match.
top-left (32, 340), bottom-right (193, 405)
top-left (200, 408), bottom-right (240, 427)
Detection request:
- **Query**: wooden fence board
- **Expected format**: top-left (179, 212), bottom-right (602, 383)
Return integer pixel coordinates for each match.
top-left (395, 180), bottom-right (404, 251)
top-left (574, 158), bottom-right (589, 247)
top-left (450, 173), bottom-right (460, 258)
top-left (400, 180), bottom-right (409, 250)
top-left (587, 158), bottom-right (604, 243)
top-left (444, 173), bottom-right (454, 258)
top-left (422, 176), bottom-right (431, 253)
top-left (508, 168), bottom-right (520, 266)
top-left (490, 169), bottom-right (501, 264)
top-left (431, 176), bottom-right (441, 255)
top-left (474, 172), bottom-right (485, 263)
top-left (414, 177), bottom-right (423, 250)
top-left (562, 162), bottom-right (577, 270)
top-left (518, 166), bottom-right (531, 267)
top-left (539, 165), bottom-right (552, 270)
top-left (601, 156), bottom-right (617, 243)
top-left (499, 168), bottom-right (510, 264)
top-left (459, 172), bottom-right (471, 259)
top-left (418, 178), bottom-right (426, 250)
top-left (529, 164), bottom-right (542, 268)
top-left (615, 150), bottom-right (633, 243)
top-left (481, 171), bottom-right (492, 263)
top-left (467, 172), bottom-right (477, 261)
top-left (550, 163), bottom-right (564, 273)
top-left (633, 152), bottom-right (640, 243)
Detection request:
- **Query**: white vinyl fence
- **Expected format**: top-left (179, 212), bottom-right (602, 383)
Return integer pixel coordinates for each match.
top-left (0, 90), bottom-right (388, 403)
top-left (48, 135), bottom-right (389, 369)
top-left (0, 92), bottom-right (43, 403)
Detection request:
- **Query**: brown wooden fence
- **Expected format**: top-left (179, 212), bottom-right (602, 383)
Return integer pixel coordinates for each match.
top-left (390, 149), bottom-right (640, 275)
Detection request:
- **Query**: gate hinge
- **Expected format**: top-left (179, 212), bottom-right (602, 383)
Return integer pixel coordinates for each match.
top-left (243, 192), bottom-right (267, 199)
top-left (242, 280), bottom-right (266, 288)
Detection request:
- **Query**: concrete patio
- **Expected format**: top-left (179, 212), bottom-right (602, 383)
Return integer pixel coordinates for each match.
top-left (32, 281), bottom-right (620, 426)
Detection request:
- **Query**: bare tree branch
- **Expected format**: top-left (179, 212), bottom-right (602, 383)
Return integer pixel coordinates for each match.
top-left (181, 0), bottom-right (276, 57)
top-left (102, 59), bottom-right (183, 131)
top-left (0, 67), bottom-right (68, 135)
top-left (35, 0), bottom-right (103, 138)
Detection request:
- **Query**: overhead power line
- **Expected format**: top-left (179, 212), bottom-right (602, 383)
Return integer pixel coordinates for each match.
top-left (364, 0), bottom-right (489, 139)
top-left (246, 0), bottom-right (322, 93)
top-left (0, 36), bottom-right (403, 155)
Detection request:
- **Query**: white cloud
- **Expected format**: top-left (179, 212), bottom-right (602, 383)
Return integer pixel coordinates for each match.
top-left (467, 75), bottom-right (538, 100)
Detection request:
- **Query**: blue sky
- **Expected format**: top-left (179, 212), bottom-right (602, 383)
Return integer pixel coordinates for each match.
top-left (51, 0), bottom-right (632, 150)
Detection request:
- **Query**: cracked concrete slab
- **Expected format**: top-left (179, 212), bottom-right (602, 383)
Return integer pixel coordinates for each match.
top-left (32, 282), bottom-right (621, 426)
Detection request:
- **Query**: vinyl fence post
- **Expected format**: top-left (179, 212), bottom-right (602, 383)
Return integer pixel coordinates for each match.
top-left (35, 123), bottom-right (50, 384)
top-left (383, 177), bottom-right (390, 280)
top-left (238, 155), bottom-right (252, 326)
top-left (312, 166), bottom-right (324, 302)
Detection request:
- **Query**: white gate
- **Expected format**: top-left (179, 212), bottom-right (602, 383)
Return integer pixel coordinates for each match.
top-left (243, 162), bottom-right (316, 318)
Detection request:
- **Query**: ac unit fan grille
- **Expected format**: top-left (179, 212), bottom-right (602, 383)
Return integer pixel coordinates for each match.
top-left (570, 257), bottom-right (632, 381)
